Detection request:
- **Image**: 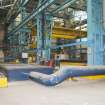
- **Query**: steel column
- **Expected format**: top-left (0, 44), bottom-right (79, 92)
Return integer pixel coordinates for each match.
top-left (36, 14), bottom-right (43, 64)
top-left (43, 14), bottom-right (53, 60)
top-left (87, 0), bottom-right (105, 65)
top-left (36, 13), bottom-right (52, 63)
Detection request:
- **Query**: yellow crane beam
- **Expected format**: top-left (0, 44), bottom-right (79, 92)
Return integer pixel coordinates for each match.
top-left (31, 26), bottom-right (87, 38)
top-left (52, 27), bottom-right (87, 39)
top-left (52, 34), bottom-right (76, 39)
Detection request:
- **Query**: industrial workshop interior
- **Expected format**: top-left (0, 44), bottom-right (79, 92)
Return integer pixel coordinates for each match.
top-left (0, 0), bottom-right (105, 105)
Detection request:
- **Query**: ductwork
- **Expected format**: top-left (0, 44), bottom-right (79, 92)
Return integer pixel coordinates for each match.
top-left (29, 66), bottom-right (105, 86)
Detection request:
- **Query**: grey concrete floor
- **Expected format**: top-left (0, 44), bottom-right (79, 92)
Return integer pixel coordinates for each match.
top-left (0, 79), bottom-right (105, 105)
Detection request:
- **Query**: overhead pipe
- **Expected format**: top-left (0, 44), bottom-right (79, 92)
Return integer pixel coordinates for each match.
top-left (51, 41), bottom-right (88, 49)
top-left (29, 66), bottom-right (105, 86)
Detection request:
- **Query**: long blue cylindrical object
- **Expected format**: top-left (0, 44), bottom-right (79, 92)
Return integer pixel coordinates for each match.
top-left (29, 66), bottom-right (105, 86)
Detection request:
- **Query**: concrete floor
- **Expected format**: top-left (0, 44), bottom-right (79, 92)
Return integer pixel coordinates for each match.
top-left (0, 79), bottom-right (105, 105)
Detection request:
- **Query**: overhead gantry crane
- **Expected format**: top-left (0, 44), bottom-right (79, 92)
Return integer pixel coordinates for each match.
top-left (52, 27), bottom-right (87, 39)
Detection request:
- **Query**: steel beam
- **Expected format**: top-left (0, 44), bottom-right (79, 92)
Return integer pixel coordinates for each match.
top-left (6, 0), bottom-right (30, 23)
top-left (21, 0), bottom-right (30, 7)
top-left (9, 0), bottom-right (57, 35)
top-left (52, 0), bottom-right (77, 14)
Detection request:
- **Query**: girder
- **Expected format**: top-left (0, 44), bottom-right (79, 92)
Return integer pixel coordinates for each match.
top-left (8, 0), bottom-right (57, 35)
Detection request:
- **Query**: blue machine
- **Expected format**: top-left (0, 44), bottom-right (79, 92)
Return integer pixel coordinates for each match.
top-left (0, 64), bottom-right (53, 82)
